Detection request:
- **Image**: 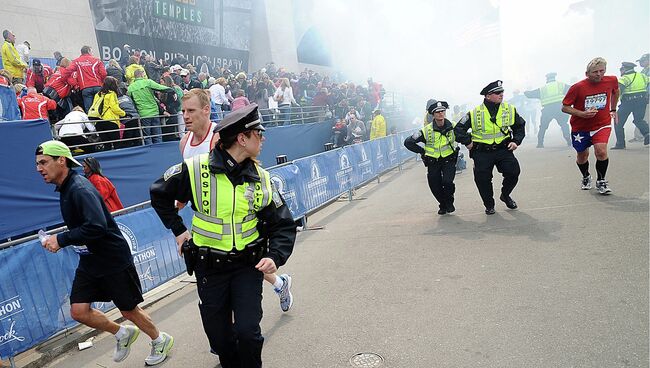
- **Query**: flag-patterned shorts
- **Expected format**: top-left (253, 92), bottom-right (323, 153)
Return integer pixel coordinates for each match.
top-left (571, 126), bottom-right (611, 152)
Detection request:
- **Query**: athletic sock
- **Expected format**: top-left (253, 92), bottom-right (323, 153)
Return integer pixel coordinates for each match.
top-left (577, 161), bottom-right (590, 178)
top-left (152, 334), bottom-right (163, 344)
top-left (273, 276), bottom-right (284, 290)
top-left (115, 325), bottom-right (128, 339)
top-left (596, 159), bottom-right (609, 180)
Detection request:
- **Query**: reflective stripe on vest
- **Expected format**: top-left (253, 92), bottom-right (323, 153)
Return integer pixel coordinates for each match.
top-left (539, 81), bottom-right (565, 105)
top-left (186, 153), bottom-right (273, 251)
top-left (620, 72), bottom-right (648, 95)
top-left (422, 123), bottom-right (456, 158)
top-left (470, 102), bottom-right (515, 144)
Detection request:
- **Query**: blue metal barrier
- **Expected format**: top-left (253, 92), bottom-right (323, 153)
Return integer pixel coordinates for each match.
top-left (0, 130), bottom-right (417, 360)
top-left (0, 207), bottom-right (192, 359)
top-left (267, 130), bottom-right (417, 221)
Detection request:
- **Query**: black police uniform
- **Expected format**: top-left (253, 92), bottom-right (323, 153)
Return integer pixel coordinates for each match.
top-left (455, 81), bottom-right (526, 214)
top-left (404, 102), bottom-right (458, 214)
top-left (614, 63), bottom-right (650, 148)
top-left (524, 73), bottom-right (571, 147)
top-left (150, 104), bottom-right (296, 368)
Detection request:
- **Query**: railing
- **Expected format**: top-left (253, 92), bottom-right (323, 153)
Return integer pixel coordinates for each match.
top-left (51, 106), bottom-right (331, 154)
top-left (52, 113), bottom-right (184, 154)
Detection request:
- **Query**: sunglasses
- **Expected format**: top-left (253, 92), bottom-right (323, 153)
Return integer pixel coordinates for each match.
top-left (251, 129), bottom-right (264, 138)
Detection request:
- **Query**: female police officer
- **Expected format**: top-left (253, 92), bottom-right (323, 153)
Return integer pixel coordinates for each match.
top-left (405, 101), bottom-right (459, 215)
top-left (150, 103), bottom-right (296, 368)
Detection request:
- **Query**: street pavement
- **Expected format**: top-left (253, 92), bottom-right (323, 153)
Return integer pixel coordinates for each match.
top-left (40, 140), bottom-right (649, 368)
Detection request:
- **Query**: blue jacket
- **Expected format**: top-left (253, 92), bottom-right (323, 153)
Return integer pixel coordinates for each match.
top-left (56, 170), bottom-right (133, 275)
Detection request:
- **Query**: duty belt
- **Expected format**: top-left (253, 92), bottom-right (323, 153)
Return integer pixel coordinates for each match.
top-left (621, 92), bottom-right (648, 102)
top-left (193, 238), bottom-right (267, 270)
top-left (473, 142), bottom-right (508, 151)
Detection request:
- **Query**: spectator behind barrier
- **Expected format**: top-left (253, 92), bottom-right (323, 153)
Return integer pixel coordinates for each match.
top-left (18, 87), bottom-right (56, 121)
top-left (82, 156), bottom-right (124, 212)
top-left (55, 106), bottom-right (97, 153)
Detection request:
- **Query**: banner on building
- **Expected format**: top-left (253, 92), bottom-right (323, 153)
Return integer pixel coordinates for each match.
top-left (88, 0), bottom-right (251, 71)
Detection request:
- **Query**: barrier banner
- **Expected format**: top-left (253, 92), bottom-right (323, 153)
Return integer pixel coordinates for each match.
top-left (268, 164), bottom-right (306, 220)
top-left (0, 207), bottom-right (190, 359)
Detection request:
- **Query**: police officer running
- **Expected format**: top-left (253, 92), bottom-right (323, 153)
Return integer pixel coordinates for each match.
top-left (150, 103), bottom-right (297, 368)
top-left (455, 80), bottom-right (526, 215)
top-left (405, 101), bottom-right (458, 215)
top-left (612, 61), bottom-right (650, 148)
top-left (524, 72), bottom-right (571, 147)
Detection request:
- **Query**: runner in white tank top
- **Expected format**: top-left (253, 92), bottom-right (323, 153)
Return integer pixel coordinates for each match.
top-left (181, 122), bottom-right (218, 159)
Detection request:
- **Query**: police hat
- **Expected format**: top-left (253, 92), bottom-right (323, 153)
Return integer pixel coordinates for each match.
top-left (214, 103), bottom-right (265, 137)
top-left (32, 59), bottom-right (42, 67)
top-left (426, 98), bottom-right (438, 110)
top-left (545, 72), bottom-right (557, 79)
top-left (480, 80), bottom-right (504, 95)
top-left (637, 53), bottom-right (649, 62)
top-left (621, 61), bottom-right (636, 70)
top-left (428, 101), bottom-right (449, 114)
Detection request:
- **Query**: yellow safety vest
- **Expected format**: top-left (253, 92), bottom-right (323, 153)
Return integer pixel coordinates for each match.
top-left (620, 72), bottom-right (648, 95)
top-left (186, 153), bottom-right (272, 252)
top-left (539, 81), bottom-right (566, 105)
top-left (470, 102), bottom-right (515, 144)
top-left (422, 122), bottom-right (456, 158)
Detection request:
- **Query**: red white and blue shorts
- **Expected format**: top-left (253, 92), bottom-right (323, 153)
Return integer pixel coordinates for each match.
top-left (571, 126), bottom-right (611, 152)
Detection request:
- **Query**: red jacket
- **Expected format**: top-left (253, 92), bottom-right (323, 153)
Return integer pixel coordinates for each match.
top-left (26, 68), bottom-right (53, 92)
top-left (18, 91), bottom-right (56, 120)
top-left (87, 173), bottom-right (124, 212)
top-left (62, 54), bottom-right (107, 90)
top-left (44, 70), bottom-right (76, 99)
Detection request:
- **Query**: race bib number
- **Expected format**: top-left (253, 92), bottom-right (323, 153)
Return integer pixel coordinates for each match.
top-left (584, 93), bottom-right (607, 110)
top-left (72, 245), bottom-right (91, 255)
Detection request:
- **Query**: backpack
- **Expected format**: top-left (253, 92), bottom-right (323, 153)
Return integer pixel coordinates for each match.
top-left (87, 94), bottom-right (105, 121)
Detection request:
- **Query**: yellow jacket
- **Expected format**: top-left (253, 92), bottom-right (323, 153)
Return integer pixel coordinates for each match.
top-left (125, 64), bottom-right (147, 85)
top-left (1, 41), bottom-right (27, 79)
top-left (89, 91), bottom-right (125, 127)
top-left (369, 114), bottom-right (387, 140)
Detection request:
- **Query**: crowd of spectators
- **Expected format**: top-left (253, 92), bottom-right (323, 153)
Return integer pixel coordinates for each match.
top-left (1, 28), bottom-right (389, 154)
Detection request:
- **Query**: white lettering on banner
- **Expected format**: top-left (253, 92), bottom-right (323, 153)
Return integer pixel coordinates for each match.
top-left (375, 144), bottom-right (384, 168)
top-left (388, 138), bottom-right (398, 164)
top-left (0, 297), bottom-right (23, 320)
top-left (133, 247), bottom-right (157, 265)
top-left (358, 147), bottom-right (372, 176)
top-left (335, 153), bottom-right (353, 189)
top-left (0, 321), bottom-right (25, 346)
top-left (117, 222), bottom-right (139, 254)
top-left (306, 160), bottom-right (327, 199)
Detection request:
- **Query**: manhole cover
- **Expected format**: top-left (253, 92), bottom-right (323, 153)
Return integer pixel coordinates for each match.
top-left (349, 352), bottom-right (384, 367)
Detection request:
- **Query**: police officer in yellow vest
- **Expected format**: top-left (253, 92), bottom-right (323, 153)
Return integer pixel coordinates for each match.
top-left (612, 61), bottom-right (650, 148)
top-left (405, 101), bottom-right (459, 214)
top-left (455, 80), bottom-right (526, 215)
top-left (524, 72), bottom-right (571, 148)
top-left (150, 103), bottom-right (296, 368)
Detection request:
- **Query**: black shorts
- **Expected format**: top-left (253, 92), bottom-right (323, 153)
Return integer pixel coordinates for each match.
top-left (70, 264), bottom-right (144, 311)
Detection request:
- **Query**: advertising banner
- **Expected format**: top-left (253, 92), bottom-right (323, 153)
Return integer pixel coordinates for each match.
top-left (88, 0), bottom-right (251, 71)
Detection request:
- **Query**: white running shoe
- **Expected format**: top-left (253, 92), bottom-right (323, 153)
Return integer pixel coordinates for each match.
top-left (275, 274), bottom-right (293, 312)
top-left (596, 179), bottom-right (612, 195)
top-left (113, 325), bottom-right (140, 362)
top-left (145, 332), bottom-right (174, 366)
top-left (581, 175), bottom-right (592, 190)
